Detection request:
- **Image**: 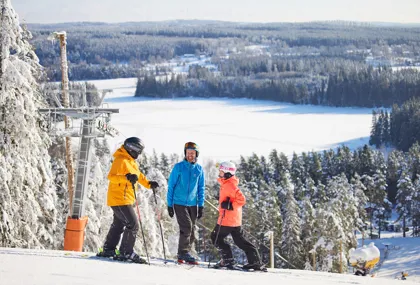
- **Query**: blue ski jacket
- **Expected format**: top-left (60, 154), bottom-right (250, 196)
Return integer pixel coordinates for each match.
top-left (167, 160), bottom-right (205, 207)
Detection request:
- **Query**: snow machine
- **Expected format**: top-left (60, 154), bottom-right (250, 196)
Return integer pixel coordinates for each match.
top-left (349, 242), bottom-right (380, 276)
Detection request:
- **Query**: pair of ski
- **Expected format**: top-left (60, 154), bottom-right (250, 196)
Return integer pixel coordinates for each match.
top-left (212, 264), bottom-right (267, 272)
top-left (94, 253), bottom-right (266, 272)
top-left (93, 254), bottom-right (146, 264)
top-left (176, 259), bottom-right (267, 272)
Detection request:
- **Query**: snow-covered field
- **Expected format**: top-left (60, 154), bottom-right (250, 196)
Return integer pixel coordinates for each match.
top-left (1, 238), bottom-right (419, 285)
top-left (2, 211), bottom-right (419, 284)
top-left (355, 211), bottom-right (420, 282)
top-left (374, 236), bottom-right (420, 281)
top-left (91, 78), bottom-right (373, 162)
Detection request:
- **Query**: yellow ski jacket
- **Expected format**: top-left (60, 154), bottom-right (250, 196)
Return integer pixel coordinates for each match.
top-left (107, 146), bottom-right (151, 206)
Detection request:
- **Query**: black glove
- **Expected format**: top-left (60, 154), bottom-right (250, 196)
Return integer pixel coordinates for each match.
top-left (221, 200), bottom-right (233, 211)
top-left (168, 206), bottom-right (174, 218)
top-left (197, 207), bottom-right (203, 219)
top-left (149, 181), bottom-right (159, 190)
top-left (126, 173), bottom-right (138, 185)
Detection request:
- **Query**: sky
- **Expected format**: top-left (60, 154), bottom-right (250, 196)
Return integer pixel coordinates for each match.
top-left (12, 0), bottom-right (420, 24)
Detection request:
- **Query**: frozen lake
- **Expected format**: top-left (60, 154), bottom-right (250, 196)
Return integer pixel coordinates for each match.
top-left (90, 78), bottom-right (373, 162)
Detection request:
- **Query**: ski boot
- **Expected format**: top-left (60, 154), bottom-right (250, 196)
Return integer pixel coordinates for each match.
top-left (115, 251), bottom-right (147, 264)
top-left (177, 252), bottom-right (198, 265)
top-left (242, 262), bottom-right (267, 272)
top-left (96, 248), bottom-right (118, 258)
top-left (213, 258), bottom-right (236, 269)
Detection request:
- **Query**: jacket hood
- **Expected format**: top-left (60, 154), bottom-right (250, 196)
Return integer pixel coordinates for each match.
top-left (113, 145), bottom-right (132, 160)
top-left (217, 176), bottom-right (239, 186)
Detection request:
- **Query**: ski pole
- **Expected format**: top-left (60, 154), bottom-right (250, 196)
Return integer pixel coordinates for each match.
top-left (132, 182), bottom-right (150, 265)
top-left (151, 186), bottom-right (167, 264)
top-left (208, 197), bottom-right (229, 268)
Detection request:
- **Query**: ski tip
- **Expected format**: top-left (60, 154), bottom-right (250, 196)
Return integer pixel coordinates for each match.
top-left (177, 259), bottom-right (198, 265)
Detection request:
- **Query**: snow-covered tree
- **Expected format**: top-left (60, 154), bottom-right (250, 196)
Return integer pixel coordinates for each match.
top-left (280, 172), bottom-right (303, 268)
top-left (308, 151), bottom-right (322, 184)
top-left (363, 170), bottom-right (388, 238)
top-left (412, 175), bottom-right (420, 237)
top-left (300, 197), bottom-right (316, 269)
top-left (290, 152), bottom-right (306, 185)
top-left (159, 153), bottom-right (171, 179)
top-left (350, 173), bottom-right (368, 231)
top-left (0, 0), bottom-right (58, 248)
top-left (407, 143), bottom-right (420, 180)
top-left (150, 149), bottom-right (159, 168)
top-left (247, 153), bottom-right (264, 181)
top-left (311, 174), bottom-right (357, 273)
top-left (241, 180), bottom-right (282, 261)
top-left (268, 149), bottom-right (289, 185)
top-left (396, 171), bottom-right (414, 237)
top-left (332, 146), bottom-right (354, 179)
top-left (304, 177), bottom-right (317, 202)
top-left (82, 139), bottom-right (114, 251)
top-left (387, 149), bottom-right (404, 203)
top-left (312, 182), bottom-right (327, 207)
top-left (372, 170), bottom-right (388, 206)
top-left (294, 177), bottom-right (306, 202)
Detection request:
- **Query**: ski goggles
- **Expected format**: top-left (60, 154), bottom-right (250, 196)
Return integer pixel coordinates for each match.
top-left (185, 142), bottom-right (198, 150)
top-left (125, 142), bottom-right (144, 154)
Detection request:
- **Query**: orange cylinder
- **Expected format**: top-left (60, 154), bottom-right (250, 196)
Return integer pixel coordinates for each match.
top-left (63, 216), bottom-right (88, 251)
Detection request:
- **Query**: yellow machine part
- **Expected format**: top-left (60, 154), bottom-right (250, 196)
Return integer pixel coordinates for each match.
top-left (351, 257), bottom-right (379, 269)
top-left (364, 257), bottom-right (379, 269)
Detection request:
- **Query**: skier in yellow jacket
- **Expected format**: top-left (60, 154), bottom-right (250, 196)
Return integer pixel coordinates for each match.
top-left (97, 137), bottom-right (159, 263)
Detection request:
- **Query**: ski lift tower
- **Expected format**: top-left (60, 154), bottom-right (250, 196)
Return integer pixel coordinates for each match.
top-left (40, 31), bottom-right (119, 251)
top-left (39, 92), bottom-right (119, 251)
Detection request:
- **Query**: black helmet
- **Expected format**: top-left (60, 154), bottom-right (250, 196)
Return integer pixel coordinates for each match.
top-left (184, 142), bottom-right (199, 157)
top-left (124, 137), bottom-right (145, 159)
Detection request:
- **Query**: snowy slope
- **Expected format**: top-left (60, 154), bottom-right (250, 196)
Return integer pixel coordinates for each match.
top-left (90, 78), bottom-right (373, 161)
top-left (376, 237), bottom-right (420, 282)
top-left (0, 247), bottom-right (418, 285)
top-left (354, 227), bottom-right (420, 283)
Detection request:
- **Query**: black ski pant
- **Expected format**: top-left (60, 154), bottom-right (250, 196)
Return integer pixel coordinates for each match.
top-left (210, 225), bottom-right (260, 264)
top-left (174, 204), bottom-right (198, 255)
top-left (103, 205), bottom-right (139, 255)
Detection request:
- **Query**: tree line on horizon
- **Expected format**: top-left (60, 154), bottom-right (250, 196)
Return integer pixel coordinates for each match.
top-left (28, 22), bottom-right (420, 108)
top-left (134, 63), bottom-right (420, 108)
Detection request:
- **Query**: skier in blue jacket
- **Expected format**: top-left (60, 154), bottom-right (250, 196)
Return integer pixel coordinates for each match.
top-left (167, 142), bottom-right (205, 263)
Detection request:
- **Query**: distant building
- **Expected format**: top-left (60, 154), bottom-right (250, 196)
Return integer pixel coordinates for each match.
top-left (365, 56), bottom-right (393, 67)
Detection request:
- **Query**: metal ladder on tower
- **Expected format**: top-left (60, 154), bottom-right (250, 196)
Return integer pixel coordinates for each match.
top-left (72, 118), bottom-right (95, 218)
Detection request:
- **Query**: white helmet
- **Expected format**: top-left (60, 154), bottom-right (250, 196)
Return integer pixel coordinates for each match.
top-left (219, 161), bottom-right (236, 175)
